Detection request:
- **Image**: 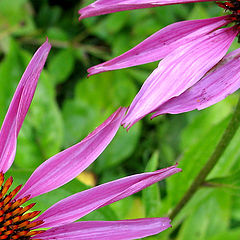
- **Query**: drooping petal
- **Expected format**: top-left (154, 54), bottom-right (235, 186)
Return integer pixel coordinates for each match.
top-left (0, 40), bottom-right (51, 173)
top-left (79, 0), bottom-right (216, 19)
top-left (88, 16), bottom-right (229, 76)
top-left (16, 107), bottom-right (126, 199)
top-left (122, 27), bottom-right (237, 129)
top-left (36, 165), bottom-right (181, 228)
top-left (152, 48), bottom-right (240, 116)
top-left (36, 218), bottom-right (171, 240)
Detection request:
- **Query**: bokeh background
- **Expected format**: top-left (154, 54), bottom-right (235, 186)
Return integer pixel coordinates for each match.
top-left (1, 0), bottom-right (240, 239)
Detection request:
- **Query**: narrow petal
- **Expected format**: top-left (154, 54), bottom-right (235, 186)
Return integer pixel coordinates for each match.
top-left (79, 0), bottom-right (216, 19)
top-left (122, 27), bottom-right (237, 129)
top-left (16, 107), bottom-right (126, 199)
top-left (0, 40), bottom-right (51, 173)
top-left (88, 16), bottom-right (229, 76)
top-left (36, 165), bottom-right (181, 228)
top-left (37, 218), bottom-right (171, 240)
top-left (152, 48), bottom-right (240, 116)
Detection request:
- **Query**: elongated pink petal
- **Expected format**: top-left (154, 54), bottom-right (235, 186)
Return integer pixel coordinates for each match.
top-left (37, 218), bottom-right (171, 239)
top-left (88, 16), bottom-right (229, 76)
top-left (79, 0), bottom-right (216, 19)
top-left (16, 107), bottom-right (126, 199)
top-left (35, 165), bottom-right (180, 228)
top-left (0, 40), bottom-right (51, 173)
top-left (152, 48), bottom-right (240, 116)
top-left (122, 27), bottom-right (237, 129)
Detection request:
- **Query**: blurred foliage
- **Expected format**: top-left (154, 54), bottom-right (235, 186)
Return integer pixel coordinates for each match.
top-left (0, 0), bottom-right (240, 239)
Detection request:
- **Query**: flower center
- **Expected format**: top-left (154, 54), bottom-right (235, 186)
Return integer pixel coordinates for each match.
top-left (0, 173), bottom-right (44, 240)
top-left (217, 0), bottom-right (240, 22)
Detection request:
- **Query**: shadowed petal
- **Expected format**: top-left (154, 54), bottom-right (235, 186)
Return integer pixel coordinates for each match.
top-left (37, 218), bottom-right (171, 239)
top-left (0, 40), bottom-right (51, 173)
top-left (16, 107), bottom-right (126, 199)
top-left (122, 27), bottom-right (237, 129)
top-left (79, 0), bottom-right (216, 19)
top-left (152, 48), bottom-right (240, 116)
top-left (88, 16), bottom-right (229, 76)
top-left (36, 165), bottom-right (181, 228)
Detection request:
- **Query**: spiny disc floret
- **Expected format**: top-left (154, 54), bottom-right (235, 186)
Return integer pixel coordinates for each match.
top-left (217, 0), bottom-right (240, 22)
top-left (0, 173), bottom-right (44, 240)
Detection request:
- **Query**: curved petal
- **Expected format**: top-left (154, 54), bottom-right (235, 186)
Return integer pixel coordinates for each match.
top-left (122, 27), bottom-right (237, 129)
top-left (88, 16), bottom-right (229, 76)
top-left (152, 48), bottom-right (240, 116)
top-left (36, 165), bottom-right (181, 228)
top-left (16, 107), bottom-right (126, 199)
top-left (79, 0), bottom-right (216, 19)
top-left (0, 40), bottom-right (51, 173)
top-left (36, 218), bottom-right (171, 239)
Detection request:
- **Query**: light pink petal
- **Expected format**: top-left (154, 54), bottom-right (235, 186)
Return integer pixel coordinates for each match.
top-left (37, 218), bottom-right (171, 240)
top-left (36, 165), bottom-right (181, 228)
top-left (152, 48), bottom-right (240, 116)
top-left (0, 40), bottom-right (51, 173)
top-left (79, 0), bottom-right (216, 19)
top-left (122, 27), bottom-right (237, 129)
top-left (88, 16), bottom-right (229, 76)
top-left (16, 107), bottom-right (126, 199)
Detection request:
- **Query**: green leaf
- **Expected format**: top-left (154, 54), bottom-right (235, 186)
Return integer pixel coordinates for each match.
top-left (207, 169), bottom-right (240, 189)
top-left (48, 48), bottom-right (75, 84)
top-left (0, 39), bottom-right (24, 122)
top-left (181, 96), bottom-right (236, 151)
top-left (0, 0), bottom-right (35, 36)
top-left (110, 196), bottom-right (136, 220)
top-left (188, 5), bottom-right (210, 20)
top-left (105, 12), bottom-right (129, 34)
top-left (0, 0), bottom-right (28, 25)
top-left (166, 115), bottom-right (230, 210)
top-left (208, 228), bottom-right (240, 240)
top-left (96, 122), bottom-right (141, 172)
top-left (62, 99), bottom-right (98, 147)
top-left (177, 189), bottom-right (231, 240)
top-left (47, 27), bottom-right (69, 41)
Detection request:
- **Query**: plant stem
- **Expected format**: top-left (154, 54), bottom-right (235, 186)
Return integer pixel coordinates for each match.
top-left (169, 96), bottom-right (240, 220)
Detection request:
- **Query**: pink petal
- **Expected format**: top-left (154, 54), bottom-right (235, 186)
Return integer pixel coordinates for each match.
top-left (16, 107), bottom-right (126, 199)
top-left (36, 165), bottom-right (180, 228)
top-left (37, 218), bottom-right (171, 240)
top-left (122, 27), bottom-right (237, 129)
top-left (79, 0), bottom-right (216, 19)
top-left (0, 40), bottom-right (51, 173)
top-left (152, 48), bottom-right (240, 116)
top-left (88, 16), bottom-right (229, 76)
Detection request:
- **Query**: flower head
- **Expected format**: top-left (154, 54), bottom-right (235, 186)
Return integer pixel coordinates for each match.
top-left (79, 0), bottom-right (240, 129)
top-left (0, 40), bottom-right (181, 239)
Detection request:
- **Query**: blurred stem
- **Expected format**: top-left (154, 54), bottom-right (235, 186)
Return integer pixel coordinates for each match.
top-left (19, 37), bottom-right (109, 57)
top-left (169, 95), bottom-right (240, 220)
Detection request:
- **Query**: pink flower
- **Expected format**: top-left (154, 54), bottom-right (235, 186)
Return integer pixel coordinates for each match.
top-left (79, 0), bottom-right (240, 129)
top-left (0, 40), bottom-right (181, 239)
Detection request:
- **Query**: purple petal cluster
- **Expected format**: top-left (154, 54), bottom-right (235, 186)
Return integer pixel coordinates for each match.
top-left (0, 40), bottom-right (181, 239)
top-left (79, 0), bottom-right (240, 129)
